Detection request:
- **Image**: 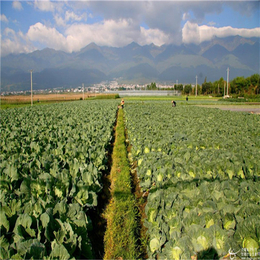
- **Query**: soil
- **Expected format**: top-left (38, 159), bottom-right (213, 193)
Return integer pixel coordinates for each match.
top-left (1, 93), bottom-right (103, 102)
top-left (197, 105), bottom-right (260, 114)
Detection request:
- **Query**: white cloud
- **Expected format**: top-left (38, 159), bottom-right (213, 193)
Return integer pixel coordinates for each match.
top-left (23, 19), bottom-right (169, 54)
top-left (208, 21), bottom-right (216, 26)
top-left (182, 22), bottom-right (201, 44)
top-left (65, 19), bottom-right (169, 50)
top-left (86, 1), bottom-right (224, 45)
top-left (54, 10), bottom-right (87, 27)
top-left (12, 1), bottom-right (23, 11)
top-left (65, 19), bottom-right (138, 50)
top-left (54, 14), bottom-right (66, 27)
top-left (65, 10), bottom-right (86, 22)
top-left (1, 29), bottom-right (35, 56)
top-left (139, 27), bottom-right (169, 46)
top-left (182, 21), bottom-right (260, 44)
top-left (1, 14), bottom-right (8, 23)
top-left (4, 28), bottom-right (16, 36)
top-left (34, 0), bottom-right (55, 12)
top-left (27, 22), bottom-right (67, 50)
top-left (182, 12), bottom-right (190, 21)
top-left (2, 1), bottom-right (260, 56)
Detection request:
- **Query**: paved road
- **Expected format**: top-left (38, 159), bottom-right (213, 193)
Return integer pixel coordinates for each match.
top-left (197, 105), bottom-right (260, 114)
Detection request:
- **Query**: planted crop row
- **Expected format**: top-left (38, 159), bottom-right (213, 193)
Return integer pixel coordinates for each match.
top-left (0, 100), bottom-right (117, 259)
top-left (124, 102), bottom-right (260, 259)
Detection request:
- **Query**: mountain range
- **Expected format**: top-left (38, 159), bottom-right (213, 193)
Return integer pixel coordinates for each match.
top-left (1, 36), bottom-right (259, 91)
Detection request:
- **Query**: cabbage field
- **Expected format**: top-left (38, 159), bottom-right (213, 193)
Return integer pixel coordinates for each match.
top-left (125, 102), bottom-right (260, 259)
top-left (1, 99), bottom-right (260, 260)
top-left (0, 100), bottom-right (117, 259)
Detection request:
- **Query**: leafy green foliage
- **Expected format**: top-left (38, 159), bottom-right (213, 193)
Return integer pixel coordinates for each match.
top-left (147, 82), bottom-right (157, 90)
top-left (125, 102), bottom-right (260, 259)
top-left (0, 100), bottom-right (117, 259)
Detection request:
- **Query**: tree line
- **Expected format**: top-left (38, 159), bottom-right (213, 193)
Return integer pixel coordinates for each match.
top-left (187, 74), bottom-right (259, 96)
top-left (145, 74), bottom-right (259, 97)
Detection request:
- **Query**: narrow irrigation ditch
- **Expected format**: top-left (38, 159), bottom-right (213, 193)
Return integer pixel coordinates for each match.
top-left (89, 107), bottom-right (147, 259)
top-left (103, 107), bottom-right (147, 259)
top-left (88, 111), bottom-right (116, 259)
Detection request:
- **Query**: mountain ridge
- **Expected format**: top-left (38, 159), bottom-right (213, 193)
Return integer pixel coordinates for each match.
top-left (1, 36), bottom-right (259, 91)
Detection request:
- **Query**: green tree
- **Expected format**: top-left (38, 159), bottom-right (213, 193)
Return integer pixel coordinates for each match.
top-left (212, 77), bottom-right (225, 96)
top-left (249, 74), bottom-right (259, 86)
top-left (184, 84), bottom-right (192, 94)
top-left (249, 74), bottom-right (260, 94)
top-left (197, 85), bottom-right (202, 95)
top-left (218, 77), bottom-right (225, 95)
top-left (147, 82), bottom-right (157, 90)
top-left (202, 81), bottom-right (213, 95)
top-left (175, 84), bottom-right (183, 91)
top-left (230, 76), bottom-right (250, 95)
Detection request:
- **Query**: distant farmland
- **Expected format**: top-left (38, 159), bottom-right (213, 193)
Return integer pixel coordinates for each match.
top-left (1, 93), bottom-right (119, 107)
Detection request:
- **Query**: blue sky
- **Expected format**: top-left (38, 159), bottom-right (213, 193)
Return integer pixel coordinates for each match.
top-left (1, 0), bottom-right (259, 56)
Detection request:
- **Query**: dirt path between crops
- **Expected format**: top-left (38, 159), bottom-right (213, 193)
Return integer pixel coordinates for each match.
top-left (197, 105), bottom-right (260, 114)
top-left (88, 113), bottom-right (116, 259)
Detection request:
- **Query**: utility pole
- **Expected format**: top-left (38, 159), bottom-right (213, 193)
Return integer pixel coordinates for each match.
top-left (195, 75), bottom-right (198, 96)
top-left (227, 67), bottom-right (229, 96)
top-left (224, 82), bottom-right (226, 97)
top-left (30, 70), bottom-right (33, 106)
top-left (82, 83), bottom-right (84, 100)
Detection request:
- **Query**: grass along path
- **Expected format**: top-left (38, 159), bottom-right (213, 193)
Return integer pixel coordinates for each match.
top-left (104, 108), bottom-right (139, 259)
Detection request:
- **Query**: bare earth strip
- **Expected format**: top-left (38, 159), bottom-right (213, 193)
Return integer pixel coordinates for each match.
top-left (197, 104), bottom-right (260, 114)
top-left (1, 93), bottom-right (96, 102)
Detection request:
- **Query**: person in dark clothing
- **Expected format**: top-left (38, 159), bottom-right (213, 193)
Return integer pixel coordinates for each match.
top-left (186, 96), bottom-right (188, 101)
top-left (171, 100), bottom-right (176, 107)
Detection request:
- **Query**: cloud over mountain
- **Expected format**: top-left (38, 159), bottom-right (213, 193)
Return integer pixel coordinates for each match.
top-left (1, 36), bottom-right (259, 92)
top-left (1, 1), bottom-right (259, 57)
top-left (182, 21), bottom-right (260, 44)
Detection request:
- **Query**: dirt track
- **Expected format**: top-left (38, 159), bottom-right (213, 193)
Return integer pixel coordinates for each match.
top-left (1, 93), bottom-right (95, 102)
top-left (197, 105), bottom-right (260, 114)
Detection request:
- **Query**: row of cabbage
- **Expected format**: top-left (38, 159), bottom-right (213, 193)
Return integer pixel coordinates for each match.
top-left (0, 100), bottom-right (117, 259)
top-left (124, 102), bottom-right (260, 259)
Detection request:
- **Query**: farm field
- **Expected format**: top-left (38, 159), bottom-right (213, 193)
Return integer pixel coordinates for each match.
top-left (0, 93), bottom-right (119, 109)
top-left (124, 102), bottom-right (260, 259)
top-left (1, 93), bottom-right (86, 102)
top-left (0, 98), bottom-right (259, 259)
top-left (123, 96), bottom-right (260, 114)
top-left (0, 100), bottom-right (118, 259)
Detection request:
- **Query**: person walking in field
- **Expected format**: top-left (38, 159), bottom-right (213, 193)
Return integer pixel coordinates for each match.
top-left (121, 99), bottom-right (125, 108)
top-left (172, 100), bottom-right (176, 107)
